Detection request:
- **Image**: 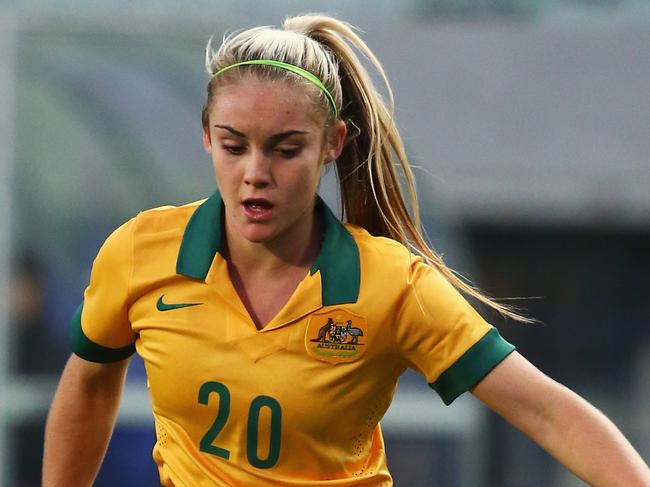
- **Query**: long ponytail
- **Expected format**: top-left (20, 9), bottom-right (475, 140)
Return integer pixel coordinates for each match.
top-left (283, 15), bottom-right (535, 324)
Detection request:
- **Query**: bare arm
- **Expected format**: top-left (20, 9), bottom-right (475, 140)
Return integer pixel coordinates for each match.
top-left (43, 354), bottom-right (130, 487)
top-left (472, 351), bottom-right (650, 487)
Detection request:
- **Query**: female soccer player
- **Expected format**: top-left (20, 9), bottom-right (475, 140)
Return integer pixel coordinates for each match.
top-left (43, 14), bottom-right (650, 486)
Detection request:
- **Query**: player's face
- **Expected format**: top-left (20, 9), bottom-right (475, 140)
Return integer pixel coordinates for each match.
top-left (202, 78), bottom-right (346, 247)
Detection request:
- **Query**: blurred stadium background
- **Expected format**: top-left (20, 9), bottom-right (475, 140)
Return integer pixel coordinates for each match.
top-left (1, 0), bottom-right (649, 485)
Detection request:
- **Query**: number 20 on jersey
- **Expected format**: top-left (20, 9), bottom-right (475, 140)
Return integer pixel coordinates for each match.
top-left (198, 381), bottom-right (282, 469)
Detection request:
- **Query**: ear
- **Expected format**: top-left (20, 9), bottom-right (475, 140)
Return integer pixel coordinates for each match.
top-left (202, 126), bottom-right (212, 154)
top-left (324, 120), bottom-right (347, 163)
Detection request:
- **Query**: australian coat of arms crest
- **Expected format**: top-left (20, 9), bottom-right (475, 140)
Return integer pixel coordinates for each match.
top-left (305, 309), bottom-right (367, 364)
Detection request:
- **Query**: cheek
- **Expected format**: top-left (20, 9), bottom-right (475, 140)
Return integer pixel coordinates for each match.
top-left (304, 147), bottom-right (327, 181)
top-left (287, 161), bottom-right (322, 194)
top-left (211, 160), bottom-right (238, 195)
top-left (211, 159), bottom-right (222, 184)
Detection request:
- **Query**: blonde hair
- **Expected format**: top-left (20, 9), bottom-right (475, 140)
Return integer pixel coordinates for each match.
top-left (203, 14), bottom-right (535, 324)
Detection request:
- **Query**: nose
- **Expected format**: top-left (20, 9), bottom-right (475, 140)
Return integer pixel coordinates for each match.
top-left (243, 150), bottom-right (271, 188)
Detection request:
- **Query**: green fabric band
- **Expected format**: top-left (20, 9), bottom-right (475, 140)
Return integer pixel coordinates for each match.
top-left (213, 59), bottom-right (338, 118)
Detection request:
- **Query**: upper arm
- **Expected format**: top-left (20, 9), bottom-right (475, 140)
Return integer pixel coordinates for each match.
top-left (61, 353), bottom-right (131, 397)
top-left (471, 351), bottom-right (568, 437)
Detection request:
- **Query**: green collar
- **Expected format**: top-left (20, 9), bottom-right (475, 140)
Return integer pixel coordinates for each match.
top-left (176, 190), bottom-right (360, 305)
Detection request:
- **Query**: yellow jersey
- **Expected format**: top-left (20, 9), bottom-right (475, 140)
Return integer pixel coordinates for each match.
top-left (70, 191), bottom-right (515, 486)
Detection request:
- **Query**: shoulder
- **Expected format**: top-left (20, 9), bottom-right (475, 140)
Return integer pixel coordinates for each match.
top-left (344, 224), bottom-right (452, 293)
top-left (131, 198), bottom-right (206, 235)
top-left (96, 198), bottom-right (207, 262)
top-left (344, 224), bottom-right (424, 277)
top-left (345, 224), bottom-right (408, 254)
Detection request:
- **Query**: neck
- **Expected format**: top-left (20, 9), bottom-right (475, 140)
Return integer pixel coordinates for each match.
top-left (224, 205), bottom-right (322, 278)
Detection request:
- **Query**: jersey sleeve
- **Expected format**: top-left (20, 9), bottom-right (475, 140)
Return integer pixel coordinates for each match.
top-left (69, 218), bottom-right (137, 363)
top-left (394, 257), bottom-right (515, 405)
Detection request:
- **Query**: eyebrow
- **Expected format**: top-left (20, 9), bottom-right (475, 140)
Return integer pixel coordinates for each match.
top-left (213, 124), bottom-right (309, 143)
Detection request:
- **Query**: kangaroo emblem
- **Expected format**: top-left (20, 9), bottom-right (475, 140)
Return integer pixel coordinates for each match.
top-left (311, 318), bottom-right (334, 342)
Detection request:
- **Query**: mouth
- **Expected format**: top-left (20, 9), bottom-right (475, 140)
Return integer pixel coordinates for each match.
top-left (241, 198), bottom-right (274, 220)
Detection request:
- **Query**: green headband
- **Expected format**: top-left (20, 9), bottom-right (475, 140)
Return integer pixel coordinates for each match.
top-left (213, 59), bottom-right (338, 118)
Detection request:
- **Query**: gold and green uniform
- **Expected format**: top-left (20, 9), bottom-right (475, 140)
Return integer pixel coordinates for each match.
top-left (71, 191), bottom-right (515, 486)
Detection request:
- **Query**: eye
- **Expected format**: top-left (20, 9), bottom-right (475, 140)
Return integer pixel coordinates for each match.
top-left (222, 145), bottom-right (245, 155)
top-left (276, 147), bottom-right (301, 159)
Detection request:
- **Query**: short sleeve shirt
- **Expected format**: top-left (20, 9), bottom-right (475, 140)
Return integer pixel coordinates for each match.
top-left (71, 191), bottom-right (515, 486)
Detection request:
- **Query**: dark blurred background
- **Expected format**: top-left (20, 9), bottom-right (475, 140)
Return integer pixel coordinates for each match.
top-left (0, 0), bottom-right (649, 486)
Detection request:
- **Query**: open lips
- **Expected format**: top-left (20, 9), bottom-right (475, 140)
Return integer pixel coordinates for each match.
top-left (242, 198), bottom-right (274, 219)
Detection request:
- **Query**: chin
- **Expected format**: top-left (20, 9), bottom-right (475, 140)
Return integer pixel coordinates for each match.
top-left (240, 224), bottom-right (277, 244)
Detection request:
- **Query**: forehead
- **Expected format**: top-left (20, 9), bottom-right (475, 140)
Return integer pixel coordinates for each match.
top-left (210, 78), bottom-right (325, 134)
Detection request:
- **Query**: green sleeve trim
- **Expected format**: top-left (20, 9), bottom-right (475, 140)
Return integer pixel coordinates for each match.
top-left (429, 327), bottom-right (515, 405)
top-left (69, 303), bottom-right (135, 363)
